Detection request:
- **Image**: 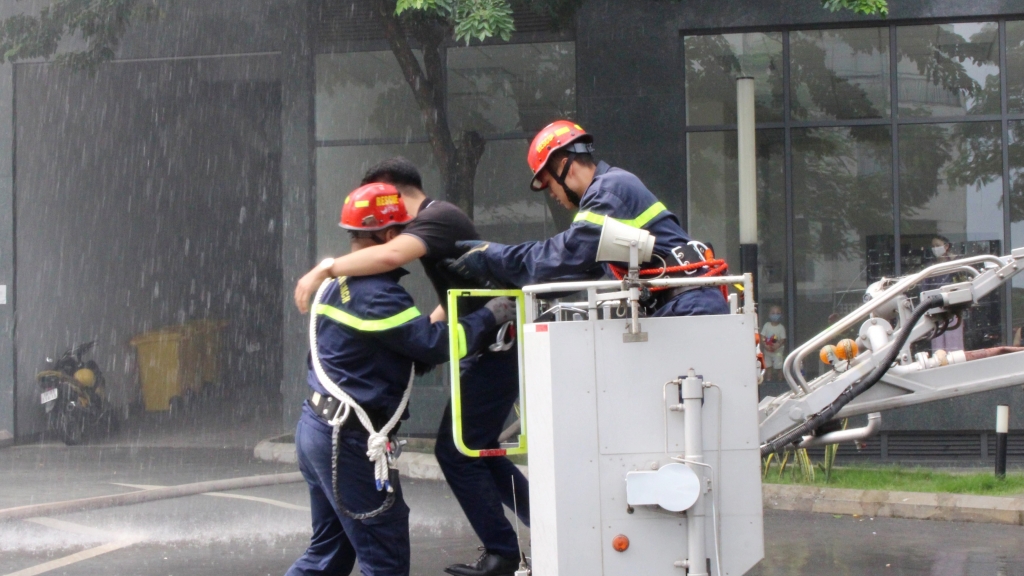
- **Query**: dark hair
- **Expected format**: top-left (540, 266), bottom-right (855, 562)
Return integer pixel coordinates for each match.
top-left (361, 157), bottom-right (422, 189)
top-left (348, 225), bottom-right (405, 241)
top-left (933, 234), bottom-right (952, 246)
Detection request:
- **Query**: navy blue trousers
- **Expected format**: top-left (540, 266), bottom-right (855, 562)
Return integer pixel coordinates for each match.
top-left (653, 286), bottom-right (731, 317)
top-left (286, 404), bottom-right (410, 576)
top-left (435, 347), bottom-right (529, 559)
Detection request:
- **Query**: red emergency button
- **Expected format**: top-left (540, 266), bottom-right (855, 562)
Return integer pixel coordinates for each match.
top-left (612, 534), bottom-right (629, 552)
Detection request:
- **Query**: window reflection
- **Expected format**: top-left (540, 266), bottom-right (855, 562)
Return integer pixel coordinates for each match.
top-left (1006, 21), bottom-right (1024, 113)
top-left (684, 32), bottom-right (784, 125)
top-left (792, 126), bottom-right (893, 377)
top-left (896, 23), bottom-right (1000, 118)
top-left (447, 42), bottom-right (575, 135)
top-left (790, 28), bottom-right (890, 121)
top-left (316, 51), bottom-right (426, 141)
top-left (1005, 120), bottom-right (1024, 343)
top-left (472, 139), bottom-right (556, 244)
top-left (686, 129), bottom-right (787, 352)
top-left (900, 122), bottom-right (1005, 348)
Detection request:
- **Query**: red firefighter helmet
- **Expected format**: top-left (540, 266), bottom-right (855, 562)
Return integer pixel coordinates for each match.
top-left (339, 183), bottom-right (412, 231)
top-left (527, 120), bottom-right (594, 190)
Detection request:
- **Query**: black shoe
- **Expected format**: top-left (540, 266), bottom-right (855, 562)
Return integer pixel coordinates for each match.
top-left (443, 551), bottom-right (519, 576)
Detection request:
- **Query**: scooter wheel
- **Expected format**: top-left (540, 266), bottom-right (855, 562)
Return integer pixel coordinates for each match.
top-left (56, 412), bottom-right (85, 445)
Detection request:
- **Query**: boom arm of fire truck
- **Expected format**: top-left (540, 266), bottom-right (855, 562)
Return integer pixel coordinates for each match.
top-left (759, 247), bottom-right (1024, 455)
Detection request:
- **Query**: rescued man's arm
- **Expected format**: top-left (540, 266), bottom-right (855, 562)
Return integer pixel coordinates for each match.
top-left (294, 234), bottom-right (427, 314)
top-left (372, 290), bottom-right (498, 366)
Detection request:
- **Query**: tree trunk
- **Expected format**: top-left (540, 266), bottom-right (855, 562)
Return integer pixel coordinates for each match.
top-left (376, 0), bottom-right (485, 219)
top-left (447, 130), bottom-right (485, 216)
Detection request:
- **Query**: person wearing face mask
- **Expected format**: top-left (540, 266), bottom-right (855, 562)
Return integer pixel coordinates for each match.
top-left (931, 236), bottom-right (953, 262)
top-left (446, 120), bottom-right (730, 319)
top-left (760, 305), bottom-right (787, 383)
top-left (924, 235), bottom-right (964, 353)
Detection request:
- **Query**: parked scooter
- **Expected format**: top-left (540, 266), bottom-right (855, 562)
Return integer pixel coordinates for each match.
top-left (36, 341), bottom-right (111, 445)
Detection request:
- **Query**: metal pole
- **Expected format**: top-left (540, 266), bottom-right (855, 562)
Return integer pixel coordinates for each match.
top-left (682, 369), bottom-right (708, 576)
top-left (737, 77), bottom-right (758, 305)
top-left (996, 404), bottom-right (1009, 479)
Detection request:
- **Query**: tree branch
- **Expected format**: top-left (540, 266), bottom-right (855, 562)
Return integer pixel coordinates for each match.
top-left (377, 0), bottom-right (456, 184)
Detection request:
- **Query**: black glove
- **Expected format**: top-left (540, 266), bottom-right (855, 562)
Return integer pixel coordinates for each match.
top-left (484, 297), bottom-right (517, 325)
top-left (445, 240), bottom-right (506, 288)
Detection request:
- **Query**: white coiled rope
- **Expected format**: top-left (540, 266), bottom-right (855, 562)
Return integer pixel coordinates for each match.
top-left (310, 277), bottom-right (413, 493)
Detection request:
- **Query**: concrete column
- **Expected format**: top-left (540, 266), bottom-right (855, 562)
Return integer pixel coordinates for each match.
top-left (279, 0), bottom-right (316, 428)
top-left (0, 63), bottom-right (13, 444)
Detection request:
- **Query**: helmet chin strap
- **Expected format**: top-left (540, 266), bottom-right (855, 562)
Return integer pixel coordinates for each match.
top-left (547, 153), bottom-right (582, 207)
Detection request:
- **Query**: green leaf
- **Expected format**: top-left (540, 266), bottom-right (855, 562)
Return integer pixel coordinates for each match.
top-left (452, 0), bottom-right (515, 45)
top-left (395, 0), bottom-right (454, 17)
top-left (820, 0), bottom-right (888, 17)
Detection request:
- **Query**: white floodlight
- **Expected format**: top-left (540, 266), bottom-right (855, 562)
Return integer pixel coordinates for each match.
top-left (596, 217), bottom-right (656, 266)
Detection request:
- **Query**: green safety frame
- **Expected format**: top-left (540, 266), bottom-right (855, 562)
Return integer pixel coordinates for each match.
top-left (447, 289), bottom-right (528, 458)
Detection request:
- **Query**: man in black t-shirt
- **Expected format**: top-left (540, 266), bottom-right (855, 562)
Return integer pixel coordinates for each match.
top-left (295, 158), bottom-right (528, 576)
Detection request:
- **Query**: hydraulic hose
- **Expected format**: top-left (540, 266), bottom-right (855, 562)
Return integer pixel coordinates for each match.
top-left (760, 294), bottom-right (944, 456)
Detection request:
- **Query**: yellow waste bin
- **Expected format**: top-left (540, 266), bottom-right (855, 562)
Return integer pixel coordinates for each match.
top-left (130, 320), bottom-right (226, 411)
top-left (131, 330), bottom-right (187, 411)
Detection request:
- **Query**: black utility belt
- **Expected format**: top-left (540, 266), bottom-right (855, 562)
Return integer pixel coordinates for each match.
top-left (307, 390), bottom-right (393, 432)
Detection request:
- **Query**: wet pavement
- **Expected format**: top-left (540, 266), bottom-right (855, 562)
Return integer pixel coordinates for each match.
top-left (2, 445), bottom-right (1024, 575)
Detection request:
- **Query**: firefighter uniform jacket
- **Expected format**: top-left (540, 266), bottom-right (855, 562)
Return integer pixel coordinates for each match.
top-left (479, 161), bottom-right (697, 287)
top-left (306, 269), bottom-right (496, 420)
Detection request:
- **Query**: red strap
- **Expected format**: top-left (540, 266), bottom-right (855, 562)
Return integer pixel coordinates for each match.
top-left (608, 259), bottom-right (730, 299)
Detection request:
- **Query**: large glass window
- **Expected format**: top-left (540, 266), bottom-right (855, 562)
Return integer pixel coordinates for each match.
top-left (684, 32), bottom-right (784, 125)
top-left (685, 21), bottom-right (1019, 379)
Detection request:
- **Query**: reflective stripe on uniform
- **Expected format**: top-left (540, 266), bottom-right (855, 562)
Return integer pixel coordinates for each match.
top-left (315, 303), bottom-right (421, 332)
top-left (573, 201), bottom-right (667, 229)
top-left (456, 324), bottom-right (468, 359)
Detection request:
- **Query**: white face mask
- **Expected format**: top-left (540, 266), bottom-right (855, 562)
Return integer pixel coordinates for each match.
top-left (932, 245), bottom-right (947, 258)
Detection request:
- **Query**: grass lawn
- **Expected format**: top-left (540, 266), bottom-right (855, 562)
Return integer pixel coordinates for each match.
top-left (764, 465), bottom-right (1024, 496)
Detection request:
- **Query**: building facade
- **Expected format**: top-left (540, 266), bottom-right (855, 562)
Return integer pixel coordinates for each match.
top-left (0, 0), bottom-right (1021, 461)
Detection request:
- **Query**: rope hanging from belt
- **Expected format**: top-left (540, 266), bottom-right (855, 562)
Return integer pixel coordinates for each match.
top-left (608, 259), bottom-right (730, 298)
top-left (310, 277), bottom-right (413, 519)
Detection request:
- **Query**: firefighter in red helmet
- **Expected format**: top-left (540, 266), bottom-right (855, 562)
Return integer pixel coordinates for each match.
top-left (294, 158), bottom-right (531, 576)
top-left (448, 120), bottom-right (731, 318)
top-left (286, 182), bottom-right (513, 576)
